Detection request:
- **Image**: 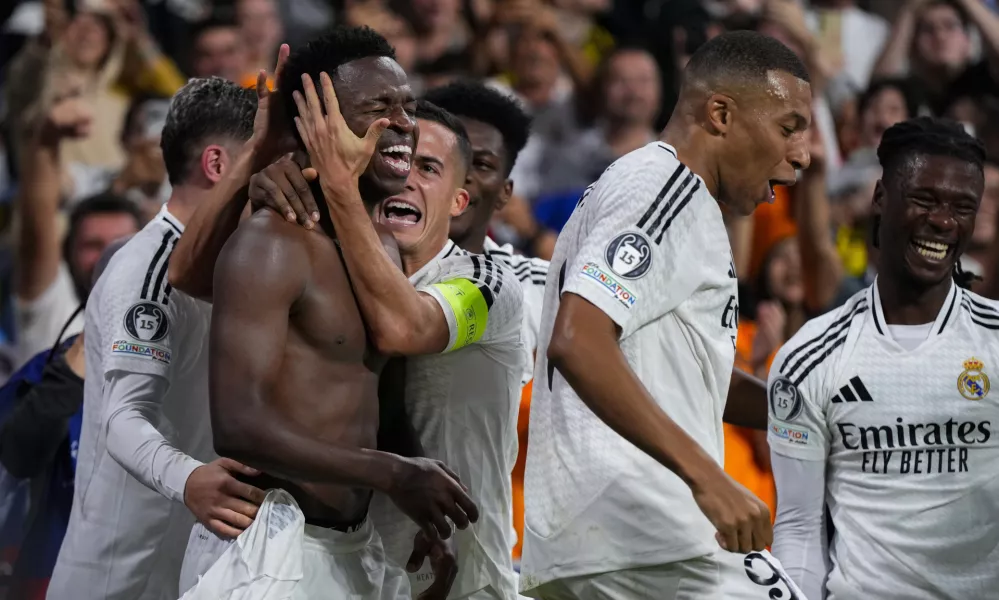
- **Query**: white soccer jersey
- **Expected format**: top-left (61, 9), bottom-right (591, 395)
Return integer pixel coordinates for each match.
top-left (768, 281), bottom-right (999, 599)
top-left (483, 236), bottom-right (548, 386)
top-left (521, 141), bottom-right (739, 590)
top-left (370, 240), bottom-right (524, 598)
top-left (49, 207), bottom-right (215, 600)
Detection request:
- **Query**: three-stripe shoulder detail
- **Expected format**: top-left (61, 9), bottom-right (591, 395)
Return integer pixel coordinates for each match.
top-left (635, 163), bottom-right (701, 245)
top-left (141, 230), bottom-right (178, 305)
top-left (962, 292), bottom-right (999, 330)
top-left (470, 254), bottom-right (505, 309)
top-left (778, 298), bottom-right (868, 386)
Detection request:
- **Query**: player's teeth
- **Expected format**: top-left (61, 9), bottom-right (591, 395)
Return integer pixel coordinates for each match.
top-left (383, 145), bottom-right (412, 155)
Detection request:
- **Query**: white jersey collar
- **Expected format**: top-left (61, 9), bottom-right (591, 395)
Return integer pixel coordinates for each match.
top-left (868, 277), bottom-right (960, 344)
top-left (158, 204), bottom-right (185, 234)
top-left (409, 239), bottom-right (462, 282)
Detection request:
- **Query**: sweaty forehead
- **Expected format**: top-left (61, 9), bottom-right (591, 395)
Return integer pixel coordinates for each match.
top-left (415, 119), bottom-right (457, 161)
top-left (333, 56), bottom-right (410, 104)
top-left (748, 70), bottom-right (812, 120)
top-left (899, 155), bottom-right (983, 196)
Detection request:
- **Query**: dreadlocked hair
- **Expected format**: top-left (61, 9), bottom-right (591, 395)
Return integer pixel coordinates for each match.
top-left (875, 117), bottom-right (986, 290)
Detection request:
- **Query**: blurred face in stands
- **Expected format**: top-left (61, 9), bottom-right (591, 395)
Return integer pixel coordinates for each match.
top-left (410, 0), bottom-right (460, 33)
top-left (511, 30), bottom-right (560, 95)
top-left (972, 163), bottom-right (999, 248)
top-left (860, 87), bottom-right (909, 149)
top-left (65, 12), bottom-right (111, 70)
top-left (193, 26), bottom-right (248, 82)
top-left (236, 0), bottom-right (283, 59)
top-left (602, 50), bottom-right (661, 127)
top-left (71, 213), bottom-right (141, 292)
top-left (915, 3), bottom-right (971, 71)
top-left (764, 237), bottom-right (805, 305)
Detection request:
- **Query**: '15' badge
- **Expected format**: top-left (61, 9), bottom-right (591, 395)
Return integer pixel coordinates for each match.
top-left (124, 302), bottom-right (170, 343)
top-left (605, 232), bottom-right (652, 279)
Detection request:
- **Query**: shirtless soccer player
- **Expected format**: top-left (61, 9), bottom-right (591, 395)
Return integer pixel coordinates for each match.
top-left (48, 78), bottom-right (263, 600)
top-left (520, 31), bottom-right (812, 599)
top-left (289, 79), bottom-right (524, 598)
top-left (168, 28), bottom-right (476, 599)
top-left (770, 118), bottom-right (999, 599)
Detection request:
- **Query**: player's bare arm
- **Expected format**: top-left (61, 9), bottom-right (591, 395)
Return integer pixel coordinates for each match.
top-left (550, 293), bottom-right (772, 553)
top-left (724, 368), bottom-right (768, 430)
top-left (293, 72), bottom-right (452, 355)
top-left (211, 217), bottom-right (477, 540)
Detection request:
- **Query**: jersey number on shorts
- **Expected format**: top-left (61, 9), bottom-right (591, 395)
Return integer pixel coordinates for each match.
top-left (744, 552), bottom-right (802, 600)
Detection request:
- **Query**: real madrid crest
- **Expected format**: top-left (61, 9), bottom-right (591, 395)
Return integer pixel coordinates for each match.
top-left (957, 357), bottom-right (990, 401)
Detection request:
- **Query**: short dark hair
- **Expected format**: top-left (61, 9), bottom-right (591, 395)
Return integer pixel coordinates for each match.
top-left (858, 78), bottom-right (918, 123)
top-left (278, 26), bottom-right (396, 140)
top-left (191, 15), bottom-right (240, 43)
top-left (415, 99), bottom-right (472, 177)
top-left (877, 116), bottom-right (985, 181)
top-left (683, 30), bottom-right (810, 89)
top-left (160, 77), bottom-right (257, 185)
top-left (64, 193), bottom-right (143, 264)
top-left (875, 117), bottom-right (987, 290)
top-left (422, 81), bottom-right (531, 176)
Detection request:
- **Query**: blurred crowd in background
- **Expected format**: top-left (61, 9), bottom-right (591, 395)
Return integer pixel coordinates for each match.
top-left (4, 0), bottom-right (999, 520)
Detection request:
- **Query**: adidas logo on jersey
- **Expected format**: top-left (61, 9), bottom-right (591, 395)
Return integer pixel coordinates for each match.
top-left (830, 376), bottom-right (874, 403)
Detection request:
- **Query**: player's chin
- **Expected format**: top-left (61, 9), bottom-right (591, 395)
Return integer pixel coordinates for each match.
top-left (367, 161), bottom-right (411, 197)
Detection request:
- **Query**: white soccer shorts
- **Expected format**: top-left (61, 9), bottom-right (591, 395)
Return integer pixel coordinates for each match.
top-left (525, 549), bottom-right (807, 600)
top-left (179, 488), bottom-right (410, 600)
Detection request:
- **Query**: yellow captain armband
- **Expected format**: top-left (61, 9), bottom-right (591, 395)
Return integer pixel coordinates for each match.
top-left (431, 278), bottom-right (490, 352)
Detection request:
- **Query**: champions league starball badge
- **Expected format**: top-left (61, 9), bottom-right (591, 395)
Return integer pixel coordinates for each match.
top-left (769, 376), bottom-right (803, 422)
top-left (124, 302), bottom-right (170, 343)
top-left (605, 232), bottom-right (652, 279)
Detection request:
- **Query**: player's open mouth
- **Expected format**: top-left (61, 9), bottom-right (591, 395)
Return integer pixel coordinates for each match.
top-left (383, 198), bottom-right (422, 225)
top-left (379, 145), bottom-right (412, 177)
top-left (910, 238), bottom-right (953, 262)
top-left (769, 182), bottom-right (777, 203)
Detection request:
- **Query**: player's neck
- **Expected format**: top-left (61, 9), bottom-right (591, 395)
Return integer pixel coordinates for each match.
top-left (165, 181), bottom-right (219, 227)
top-left (877, 275), bottom-right (952, 326)
top-left (400, 242), bottom-right (445, 277)
top-left (660, 124), bottom-right (720, 200)
top-left (454, 227), bottom-right (488, 255)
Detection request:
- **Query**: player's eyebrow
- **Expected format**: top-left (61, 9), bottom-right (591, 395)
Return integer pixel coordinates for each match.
top-left (416, 154), bottom-right (445, 170)
top-left (787, 111), bottom-right (809, 131)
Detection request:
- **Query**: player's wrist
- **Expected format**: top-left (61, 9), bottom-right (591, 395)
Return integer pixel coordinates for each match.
top-left (677, 451), bottom-right (725, 491)
top-left (365, 450), bottom-right (407, 494)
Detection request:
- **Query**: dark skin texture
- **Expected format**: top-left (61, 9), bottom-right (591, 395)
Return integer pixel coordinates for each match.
top-left (546, 69), bottom-right (814, 555)
top-left (874, 154), bottom-right (984, 324)
top-left (446, 118), bottom-right (513, 254)
top-left (206, 58), bottom-right (477, 547)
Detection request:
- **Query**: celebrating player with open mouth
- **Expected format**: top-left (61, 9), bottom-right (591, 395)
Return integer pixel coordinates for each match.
top-left (769, 117), bottom-right (999, 600)
top-left (521, 31), bottom-right (812, 599)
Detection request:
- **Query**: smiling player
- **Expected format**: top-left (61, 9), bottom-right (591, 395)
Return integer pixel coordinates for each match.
top-left (769, 117), bottom-right (999, 599)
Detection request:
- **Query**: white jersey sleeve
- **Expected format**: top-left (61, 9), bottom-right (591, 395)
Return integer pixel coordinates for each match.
top-left (765, 297), bottom-right (865, 461)
top-left (771, 452), bottom-right (830, 600)
top-left (98, 229), bottom-right (181, 378)
top-left (102, 371), bottom-right (204, 503)
top-left (417, 252), bottom-right (524, 353)
top-left (561, 146), bottom-right (710, 338)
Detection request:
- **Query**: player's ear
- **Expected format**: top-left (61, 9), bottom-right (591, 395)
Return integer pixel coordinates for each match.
top-left (201, 144), bottom-right (229, 184)
top-left (706, 93), bottom-right (734, 135)
top-left (495, 179), bottom-right (514, 212)
top-left (451, 187), bottom-right (470, 218)
top-left (872, 179), bottom-right (886, 216)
